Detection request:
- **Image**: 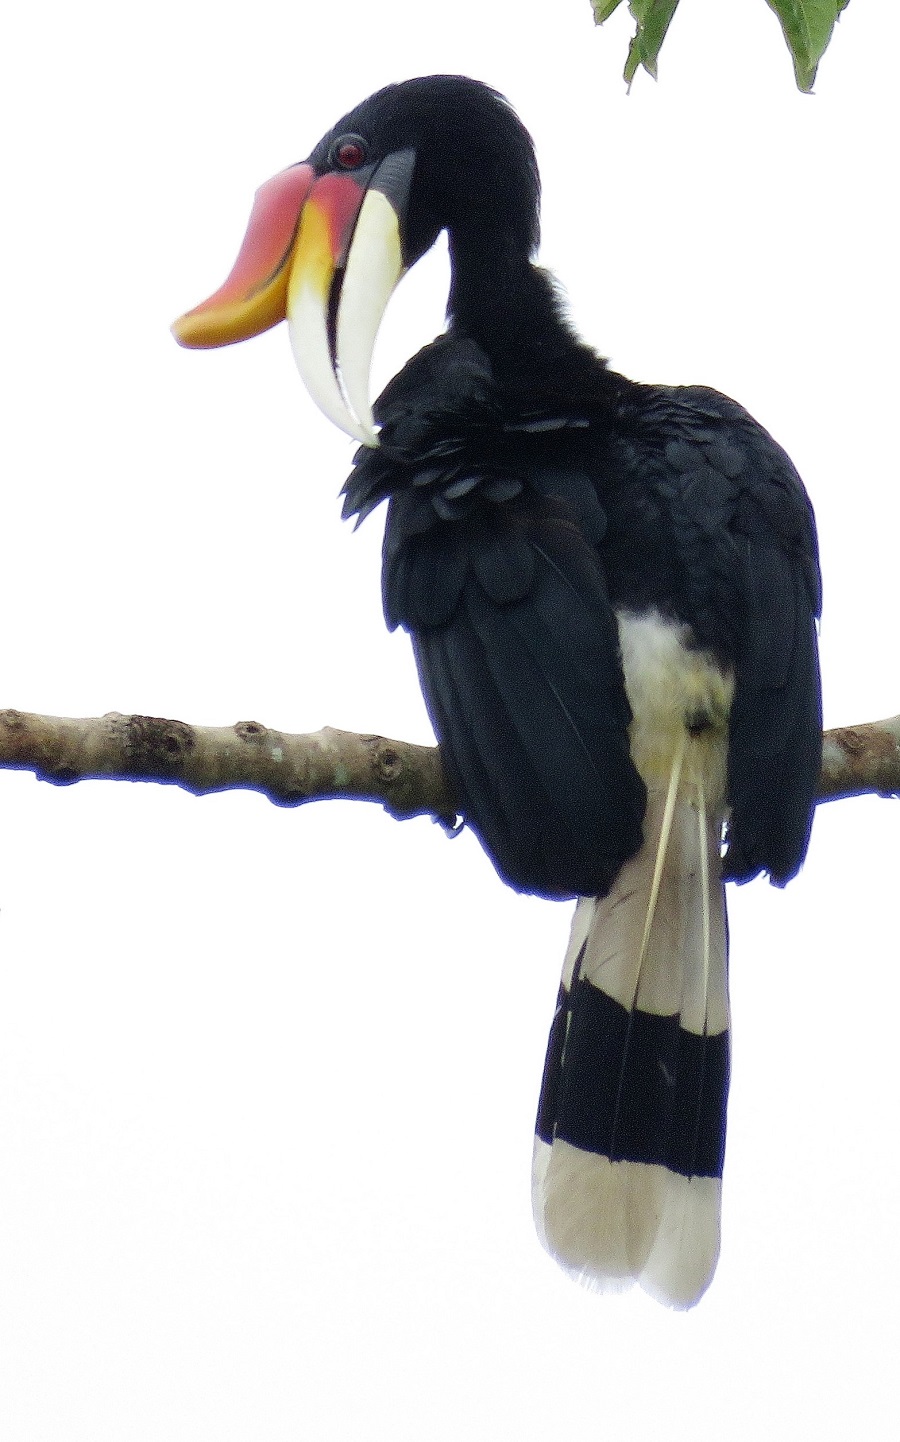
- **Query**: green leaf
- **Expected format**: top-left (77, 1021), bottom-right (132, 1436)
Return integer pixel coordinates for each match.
top-left (592, 0), bottom-right (626, 21)
top-left (593, 0), bottom-right (681, 84)
top-left (592, 0), bottom-right (852, 91)
top-left (764, 1), bottom-right (850, 91)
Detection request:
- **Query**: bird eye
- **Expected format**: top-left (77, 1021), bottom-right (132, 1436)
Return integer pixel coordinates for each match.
top-left (329, 134), bottom-right (368, 170)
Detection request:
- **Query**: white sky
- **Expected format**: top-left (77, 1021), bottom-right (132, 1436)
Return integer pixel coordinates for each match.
top-left (1, 2), bottom-right (898, 1438)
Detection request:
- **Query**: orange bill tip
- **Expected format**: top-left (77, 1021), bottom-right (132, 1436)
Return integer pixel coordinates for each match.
top-left (172, 163), bottom-right (316, 348)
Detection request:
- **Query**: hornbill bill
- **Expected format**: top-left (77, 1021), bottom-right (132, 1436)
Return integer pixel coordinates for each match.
top-left (173, 76), bottom-right (821, 1307)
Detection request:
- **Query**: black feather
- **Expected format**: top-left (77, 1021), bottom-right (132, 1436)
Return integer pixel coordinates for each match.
top-left (332, 84), bottom-right (820, 898)
top-left (405, 503), bottom-right (645, 898)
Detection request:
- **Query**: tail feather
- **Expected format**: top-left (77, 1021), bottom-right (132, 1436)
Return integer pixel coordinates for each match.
top-left (533, 763), bottom-right (730, 1309)
top-left (640, 1175), bottom-right (723, 1308)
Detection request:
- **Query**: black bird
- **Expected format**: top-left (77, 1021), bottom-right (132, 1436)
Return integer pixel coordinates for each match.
top-left (174, 76), bottom-right (821, 1307)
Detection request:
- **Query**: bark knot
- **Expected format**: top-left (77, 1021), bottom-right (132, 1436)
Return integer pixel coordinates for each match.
top-left (367, 738), bottom-right (403, 783)
top-left (123, 716), bottom-right (195, 776)
top-left (235, 720), bottom-right (268, 741)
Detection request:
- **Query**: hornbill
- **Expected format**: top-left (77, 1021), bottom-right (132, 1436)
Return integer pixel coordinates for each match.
top-left (173, 76), bottom-right (822, 1307)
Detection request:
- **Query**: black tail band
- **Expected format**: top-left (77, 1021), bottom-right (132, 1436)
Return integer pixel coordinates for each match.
top-left (536, 976), bottom-right (729, 1179)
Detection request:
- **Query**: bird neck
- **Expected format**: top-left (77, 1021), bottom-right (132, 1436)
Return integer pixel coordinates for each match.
top-left (446, 236), bottom-right (583, 380)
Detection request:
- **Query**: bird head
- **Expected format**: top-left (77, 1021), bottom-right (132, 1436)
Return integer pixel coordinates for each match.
top-left (172, 76), bottom-right (540, 446)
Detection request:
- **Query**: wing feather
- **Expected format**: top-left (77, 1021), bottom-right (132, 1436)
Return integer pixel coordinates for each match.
top-left (409, 507), bottom-right (644, 897)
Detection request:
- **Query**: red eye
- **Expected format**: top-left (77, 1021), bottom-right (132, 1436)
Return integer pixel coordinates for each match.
top-left (329, 134), bottom-right (368, 170)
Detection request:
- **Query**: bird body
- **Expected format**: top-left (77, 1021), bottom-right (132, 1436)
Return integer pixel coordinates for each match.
top-left (347, 337), bottom-right (818, 1305)
top-left (174, 75), bottom-right (821, 1306)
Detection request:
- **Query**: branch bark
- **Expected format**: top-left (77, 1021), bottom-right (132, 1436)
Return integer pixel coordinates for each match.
top-left (0, 707), bottom-right (898, 820)
top-left (0, 708), bottom-right (454, 821)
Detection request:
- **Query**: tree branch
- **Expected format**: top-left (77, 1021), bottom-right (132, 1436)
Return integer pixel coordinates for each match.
top-left (0, 707), bottom-right (898, 821)
top-left (0, 708), bottom-right (454, 821)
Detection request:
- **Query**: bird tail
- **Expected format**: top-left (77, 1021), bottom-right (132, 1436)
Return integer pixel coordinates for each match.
top-left (532, 747), bottom-right (730, 1309)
